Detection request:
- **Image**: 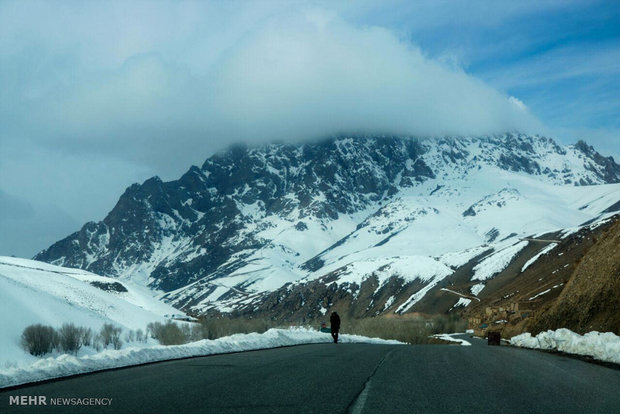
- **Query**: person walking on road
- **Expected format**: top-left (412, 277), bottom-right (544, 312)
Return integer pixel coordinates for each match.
top-left (330, 312), bottom-right (341, 344)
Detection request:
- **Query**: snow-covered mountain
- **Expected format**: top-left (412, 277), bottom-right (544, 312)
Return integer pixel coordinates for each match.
top-left (34, 134), bottom-right (620, 318)
top-left (0, 256), bottom-right (184, 365)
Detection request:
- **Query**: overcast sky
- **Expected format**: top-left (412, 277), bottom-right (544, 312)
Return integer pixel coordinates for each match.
top-left (1, 0), bottom-right (619, 258)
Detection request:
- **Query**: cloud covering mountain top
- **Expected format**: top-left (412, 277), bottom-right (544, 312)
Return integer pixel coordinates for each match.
top-left (2, 5), bottom-right (538, 171)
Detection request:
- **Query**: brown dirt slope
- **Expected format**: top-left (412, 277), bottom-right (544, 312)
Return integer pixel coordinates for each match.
top-left (529, 218), bottom-right (620, 335)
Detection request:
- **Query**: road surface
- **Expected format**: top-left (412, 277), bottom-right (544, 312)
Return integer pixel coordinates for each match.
top-left (1, 337), bottom-right (619, 413)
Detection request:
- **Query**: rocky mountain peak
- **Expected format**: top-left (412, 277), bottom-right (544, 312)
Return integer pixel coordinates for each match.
top-left (34, 134), bottom-right (620, 305)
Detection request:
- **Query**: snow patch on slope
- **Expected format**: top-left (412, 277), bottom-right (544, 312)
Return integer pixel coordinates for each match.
top-left (470, 283), bottom-right (485, 296)
top-left (329, 256), bottom-right (452, 288)
top-left (521, 243), bottom-right (557, 272)
top-left (472, 241), bottom-right (528, 281)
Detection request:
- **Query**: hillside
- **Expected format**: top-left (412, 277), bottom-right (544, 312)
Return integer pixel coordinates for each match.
top-left (527, 217), bottom-right (620, 335)
top-left (461, 214), bottom-right (620, 338)
top-left (0, 256), bottom-right (184, 366)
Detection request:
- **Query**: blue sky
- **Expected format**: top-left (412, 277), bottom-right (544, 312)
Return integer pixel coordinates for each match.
top-left (0, 0), bottom-right (619, 257)
top-left (348, 0), bottom-right (620, 155)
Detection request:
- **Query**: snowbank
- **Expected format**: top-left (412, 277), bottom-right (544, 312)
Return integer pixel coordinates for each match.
top-left (510, 329), bottom-right (620, 364)
top-left (430, 333), bottom-right (471, 346)
top-left (0, 328), bottom-right (402, 389)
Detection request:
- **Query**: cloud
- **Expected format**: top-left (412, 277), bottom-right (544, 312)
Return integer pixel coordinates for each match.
top-left (0, 137), bottom-right (153, 257)
top-left (208, 10), bottom-right (540, 140)
top-left (0, 190), bottom-right (79, 258)
top-left (4, 7), bottom-right (540, 179)
top-left (0, 190), bottom-right (35, 220)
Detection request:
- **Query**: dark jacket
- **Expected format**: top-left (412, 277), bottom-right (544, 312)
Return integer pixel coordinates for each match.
top-left (330, 312), bottom-right (341, 330)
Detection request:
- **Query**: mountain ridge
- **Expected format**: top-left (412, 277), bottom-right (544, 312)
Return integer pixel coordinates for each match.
top-left (34, 133), bottom-right (620, 318)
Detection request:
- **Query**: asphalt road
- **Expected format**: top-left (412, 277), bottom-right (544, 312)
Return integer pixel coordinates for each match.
top-left (1, 337), bottom-right (619, 413)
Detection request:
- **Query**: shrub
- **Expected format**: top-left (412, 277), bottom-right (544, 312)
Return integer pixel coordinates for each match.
top-left (58, 323), bottom-right (83, 354)
top-left (189, 324), bottom-right (205, 342)
top-left (124, 330), bottom-right (136, 343)
top-left (100, 323), bottom-right (122, 349)
top-left (194, 321), bottom-right (214, 340)
top-left (111, 334), bottom-right (123, 350)
top-left (80, 327), bottom-right (93, 347)
top-left (147, 321), bottom-right (187, 345)
top-left (92, 334), bottom-right (103, 351)
top-left (180, 324), bottom-right (192, 342)
top-left (21, 324), bottom-right (58, 356)
top-left (135, 329), bottom-right (146, 343)
top-left (429, 313), bottom-right (468, 334)
top-left (345, 317), bottom-right (433, 344)
top-left (343, 314), bottom-right (465, 344)
top-left (198, 317), bottom-right (278, 340)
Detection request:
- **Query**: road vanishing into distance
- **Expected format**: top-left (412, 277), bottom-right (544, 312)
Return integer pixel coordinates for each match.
top-left (2, 336), bottom-right (619, 413)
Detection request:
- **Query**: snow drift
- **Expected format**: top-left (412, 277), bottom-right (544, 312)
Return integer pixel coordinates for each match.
top-left (510, 329), bottom-right (620, 364)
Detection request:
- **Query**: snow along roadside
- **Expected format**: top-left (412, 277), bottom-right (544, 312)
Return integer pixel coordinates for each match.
top-left (430, 333), bottom-right (472, 346)
top-left (510, 329), bottom-right (620, 365)
top-left (0, 328), bottom-right (402, 389)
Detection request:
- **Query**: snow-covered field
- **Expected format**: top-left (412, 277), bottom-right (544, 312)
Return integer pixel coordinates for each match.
top-left (510, 329), bottom-right (620, 364)
top-left (0, 257), bottom-right (184, 369)
top-left (0, 327), bottom-right (401, 389)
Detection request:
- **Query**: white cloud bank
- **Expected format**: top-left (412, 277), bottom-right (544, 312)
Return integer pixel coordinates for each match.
top-left (4, 6), bottom-right (540, 172)
top-left (206, 10), bottom-right (539, 141)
